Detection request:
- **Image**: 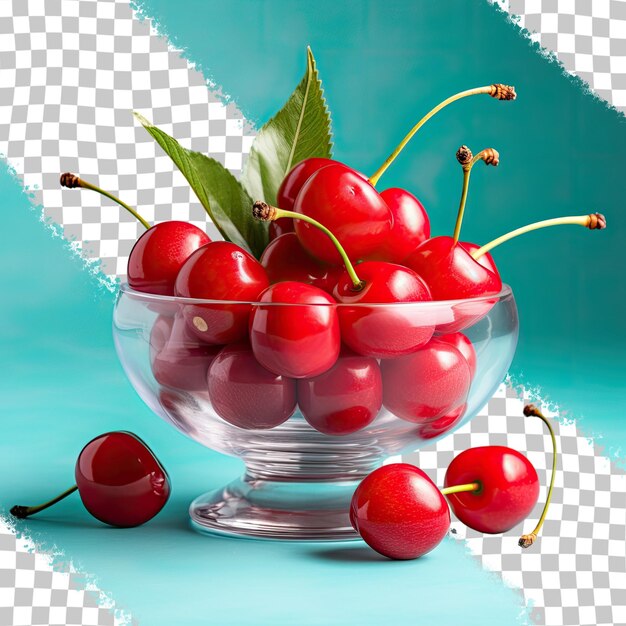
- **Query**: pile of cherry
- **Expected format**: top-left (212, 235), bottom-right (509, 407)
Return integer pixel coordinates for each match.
top-left (16, 81), bottom-right (602, 560)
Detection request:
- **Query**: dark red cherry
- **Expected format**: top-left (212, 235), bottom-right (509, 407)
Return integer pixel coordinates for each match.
top-left (416, 404), bottom-right (466, 440)
top-left (260, 232), bottom-right (342, 293)
top-left (249, 281), bottom-right (340, 378)
top-left (444, 446), bottom-right (539, 534)
top-left (268, 217), bottom-right (295, 241)
top-left (350, 464), bottom-right (450, 560)
top-left (151, 314), bottom-right (221, 391)
top-left (11, 432), bottom-right (170, 528)
top-left (436, 332), bottom-right (477, 377)
top-left (174, 241), bottom-right (269, 344)
top-left (293, 164), bottom-right (393, 265)
top-left (366, 188), bottom-right (430, 263)
top-left (405, 236), bottom-right (502, 301)
top-left (333, 262), bottom-right (434, 358)
top-left (127, 221), bottom-right (210, 295)
top-left (297, 349), bottom-right (382, 435)
top-left (207, 344), bottom-right (297, 429)
top-left (74, 432), bottom-right (170, 527)
top-left (381, 339), bottom-right (471, 423)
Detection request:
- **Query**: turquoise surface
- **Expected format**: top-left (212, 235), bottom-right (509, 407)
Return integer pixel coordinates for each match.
top-left (1, 1), bottom-right (624, 624)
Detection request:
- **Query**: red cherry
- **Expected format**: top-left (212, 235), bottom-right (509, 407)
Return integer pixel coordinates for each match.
top-left (297, 349), bottom-right (382, 435)
top-left (350, 464), bottom-right (450, 560)
top-left (260, 233), bottom-right (342, 293)
top-left (207, 344), bottom-right (297, 429)
top-left (174, 241), bottom-right (269, 344)
top-left (405, 236), bottom-right (502, 300)
top-left (366, 188), bottom-right (430, 263)
top-left (333, 261), bottom-right (434, 358)
top-left (444, 446), bottom-right (539, 534)
top-left (271, 158), bottom-right (340, 241)
top-left (249, 281), bottom-right (340, 378)
top-left (460, 241), bottom-right (498, 274)
top-left (151, 314), bottom-right (221, 392)
top-left (128, 221), bottom-right (210, 295)
top-left (416, 404), bottom-right (466, 440)
top-left (436, 332), bottom-right (477, 377)
top-left (11, 432), bottom-right (171, 527)
top-left (293, 164), bottom-right (393, 264)
top-left (277, 158), bottom-right (340, 210)
top-left (268, 218), bottom-right (295, 241)
top-left (381, 339), bottom-right (471, 423)
top-left (149, 315), bottom-right (174, 362)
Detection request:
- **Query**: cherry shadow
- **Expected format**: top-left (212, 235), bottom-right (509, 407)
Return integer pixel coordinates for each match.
top-left (308, 545), bottom-right (393, 563)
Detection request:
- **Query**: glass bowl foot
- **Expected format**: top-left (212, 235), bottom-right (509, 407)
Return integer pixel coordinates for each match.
top-left (190, 473), bottom-right (361, 541)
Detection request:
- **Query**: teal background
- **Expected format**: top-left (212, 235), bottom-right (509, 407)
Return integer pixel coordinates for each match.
top-left (0, 1), bottom-right (624, 624)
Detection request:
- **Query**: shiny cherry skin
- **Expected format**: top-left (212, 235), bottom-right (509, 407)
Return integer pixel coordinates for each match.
top-left (333, 262), bottom-right (434, 358)
top-left (366, 188), bottom-right (430, 263)
top-left (460, 241), bottom-right (498, 274)
top-left (268, 217), bottom-right (295, 241)
top-left (260, 233), bottom-right (342, 294)
top-left (249, 281), bottom-right (340, 378)
top-left (75, 431), bottom-right (170, 527)
top-left (207, 343), bottom-right (297, 429)
top-left (272, 157), bottom-right (340, 240)
top-left (175, 241), bottom-right (269, 344)
top-left (416, 404), bottom-right (466, 440)
top-left (381, 339), bottom-right (471, 423)
top-left (298, 349), bottom-right (382, 435)
top-left (127, 221), bottom-right (210, 295)
top-left (436, 332), bottom-right (477, 377)
top-left (350, 464), bottom-right (450, 560)
top-left (151, 314), bottom-right (221, 391)
top-left (405, 236), bottom-right (502, 300)
top-left (277, 158), bottom-right (340, 210)
top-left (294, 164), bottom-right (393, 265)
top-left (444, 446), bottom-right (540, 534)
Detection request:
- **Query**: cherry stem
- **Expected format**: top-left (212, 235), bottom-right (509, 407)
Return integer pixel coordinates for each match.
top-left (519, 404), bottom-right (558, 549)
top-left (471, 213), bottom-right (607, 260)
top-left (441, 482), bottom-right (481, 496)
top-left (252, 201), bottom-right (364, 290)
top-left (368, 83), bottom-right (516, 187)
top-left (10, 485), bottom-right (78, 520)
top-left (60, 172), bottom-right (151, 230)
top-left (452, 147), bottom-right (500, 244)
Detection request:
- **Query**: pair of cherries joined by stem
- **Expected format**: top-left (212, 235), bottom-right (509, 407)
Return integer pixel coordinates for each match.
top-left (11, 432), bottom-right (170, 528)
top-left (351, 404), bottom-right (556, 559)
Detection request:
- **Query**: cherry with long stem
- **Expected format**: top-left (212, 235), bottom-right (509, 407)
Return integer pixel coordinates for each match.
top-left (60, 172), bottom-right (150, 229)
top-left (472, 212), bottom-right (607, 260)
top-left (369, 83), bottom-right (516, 187)
top-left (519, 403), bottom-right (558, 549)
top-left (253, 200), bottom-right (435, 358)
top-left (11, 486), bottom-right (78, 519)
top-left (253, 201), bottom-right (364, 291)
top-left (452, 145), bottom-right (500, 244)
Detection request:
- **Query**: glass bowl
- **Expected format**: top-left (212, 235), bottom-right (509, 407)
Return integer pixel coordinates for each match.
top-left (113, 284), bottom-right (518, 540)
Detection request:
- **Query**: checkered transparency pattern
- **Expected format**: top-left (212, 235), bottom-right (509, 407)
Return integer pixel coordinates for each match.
top-left (0, 523), bottom-right (131, 626)
top-left (495, 0), bottom-right (626, 112)
top-left (395, 384), bottom-right (626, 626)
top-left (1, 1), bottom-right (625, 626)
top-left (0, 0), bottom-right (254, 284)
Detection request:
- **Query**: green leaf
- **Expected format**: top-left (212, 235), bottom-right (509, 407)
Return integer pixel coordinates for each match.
top-left (242, 46), bottom-right (333, 206)
top-left (134, 113), bottom-right (268, 258)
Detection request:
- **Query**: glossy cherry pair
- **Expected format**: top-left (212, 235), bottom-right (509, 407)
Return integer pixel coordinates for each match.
top-left (11, 432), bottom-right (170, 527)
top-left (351, 404), bottom-right (555, 559)
top-left (275, 157), bottom-right (430, 264)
